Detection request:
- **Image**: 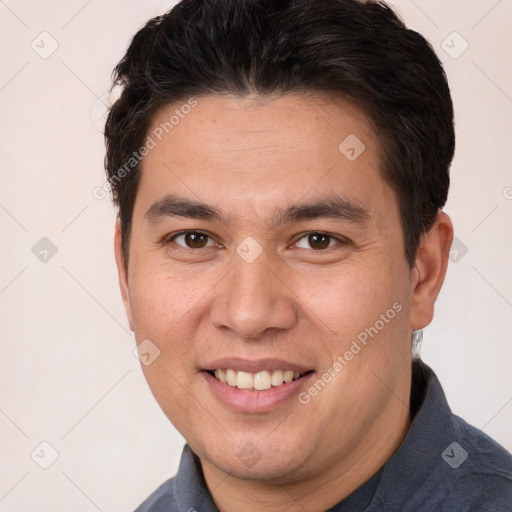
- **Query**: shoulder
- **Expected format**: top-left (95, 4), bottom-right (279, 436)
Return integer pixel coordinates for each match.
top-left (383, 362), bottom-right (512, 511)
top-left (439, 414), bottom-right (512, 510)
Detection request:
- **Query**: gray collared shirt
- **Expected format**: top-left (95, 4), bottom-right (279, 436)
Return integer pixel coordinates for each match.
top-left (134, 361), bottom-right (512, 511)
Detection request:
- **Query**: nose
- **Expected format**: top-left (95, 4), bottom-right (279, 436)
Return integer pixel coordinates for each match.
top-left (209, 249), bottom-right (298, 340)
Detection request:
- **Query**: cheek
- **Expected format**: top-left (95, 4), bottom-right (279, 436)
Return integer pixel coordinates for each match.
top-left (129, 268), bottom-right (198, 350)
top-left (127, 262), bottom-right (227, 371)
top-left (130, 261), bottom-right (200, 316)
top-left (295, 261), bottom-right (408, 339)
top-left (128, 268), bottom-right (209, 424)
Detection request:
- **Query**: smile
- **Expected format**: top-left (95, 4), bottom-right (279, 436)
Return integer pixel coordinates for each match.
top-left (208, 368), bottom-right (311, 391)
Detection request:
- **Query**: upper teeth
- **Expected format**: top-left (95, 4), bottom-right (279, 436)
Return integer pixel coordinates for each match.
top-left (213, 369), bottom-right (302, 391)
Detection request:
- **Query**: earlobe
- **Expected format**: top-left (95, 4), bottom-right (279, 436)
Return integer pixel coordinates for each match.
top-left (114, 220), bottom-right (134, 331)
top-left (410, 211), bottom-right (453, 330)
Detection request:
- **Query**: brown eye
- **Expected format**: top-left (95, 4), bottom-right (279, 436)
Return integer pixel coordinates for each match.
top-left (295, 233), bottom-right (339, 250)
top-left (308, 233), bottom-right (330, 250)
top-left (171, 231), bottom-right (214, 249)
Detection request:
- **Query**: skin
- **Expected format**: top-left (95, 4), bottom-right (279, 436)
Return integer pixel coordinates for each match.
top-left (115, 94), bottom-right (453, 511)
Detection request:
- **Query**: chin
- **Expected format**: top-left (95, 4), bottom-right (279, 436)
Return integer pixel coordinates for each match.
top-left (196, 436), bottom-right (313, 483)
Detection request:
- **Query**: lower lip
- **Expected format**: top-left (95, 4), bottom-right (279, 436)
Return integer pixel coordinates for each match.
top-left (202, 371), bottom-right (315, 413)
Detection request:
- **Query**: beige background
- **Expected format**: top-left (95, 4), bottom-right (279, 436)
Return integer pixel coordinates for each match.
top-left (1, 0), bottom-right (511, 510)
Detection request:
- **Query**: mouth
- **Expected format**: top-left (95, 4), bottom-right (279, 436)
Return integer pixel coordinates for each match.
top-left (201, 357), bottom-right (316, 412)
top-left (205, 368), bottom-right (314, 391)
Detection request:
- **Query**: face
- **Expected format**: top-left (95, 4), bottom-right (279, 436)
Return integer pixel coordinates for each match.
top-left (116, 94), bottom-right (437, 485)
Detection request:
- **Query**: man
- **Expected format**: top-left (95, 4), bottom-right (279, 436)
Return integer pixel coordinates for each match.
top-left (104, 0), bottom-right (512, 510)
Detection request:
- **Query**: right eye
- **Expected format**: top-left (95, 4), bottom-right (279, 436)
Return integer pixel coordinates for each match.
top-left (166, 230), bottom-right (219, 250)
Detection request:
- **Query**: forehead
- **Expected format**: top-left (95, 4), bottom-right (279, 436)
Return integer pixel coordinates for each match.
top-left (136, 94), bottom-right (392, 223)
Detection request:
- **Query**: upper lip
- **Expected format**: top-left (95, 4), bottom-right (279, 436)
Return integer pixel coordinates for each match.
top-left (202, 357), bottom-right (314, 374)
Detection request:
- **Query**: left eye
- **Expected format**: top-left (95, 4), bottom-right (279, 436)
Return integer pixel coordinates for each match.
top-left (294, 233), bottom-right (342, 250)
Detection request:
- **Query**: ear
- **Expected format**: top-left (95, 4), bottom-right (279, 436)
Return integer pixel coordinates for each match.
top-left (114, 219), bottom-right (134, 331)
top-left (410, 211), bottom-right (453, 330)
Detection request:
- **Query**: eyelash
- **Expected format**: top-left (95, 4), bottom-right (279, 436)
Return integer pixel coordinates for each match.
top-left (164, 230), bottom-right (348, 252)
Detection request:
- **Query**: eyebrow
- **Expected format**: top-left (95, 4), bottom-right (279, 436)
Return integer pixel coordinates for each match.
top-left (145, 193), bottom-right (370, 227)
top-left (272, 195), bottom-right (370, 226)
top-left (145, 195), bottom-right (226, 224)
